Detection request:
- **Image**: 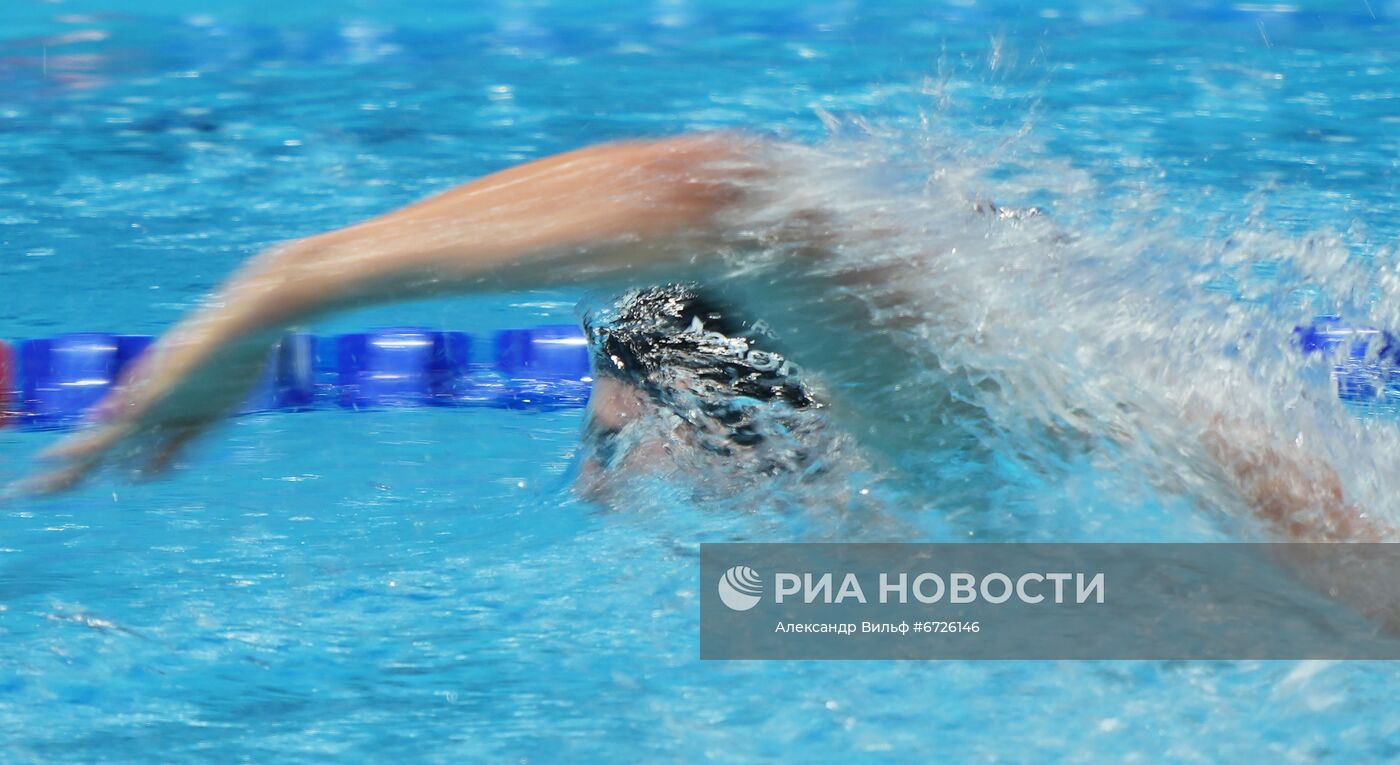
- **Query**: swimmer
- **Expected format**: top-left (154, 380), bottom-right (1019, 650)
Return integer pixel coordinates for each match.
top-left (21, 133), bottom-right (1396, 545)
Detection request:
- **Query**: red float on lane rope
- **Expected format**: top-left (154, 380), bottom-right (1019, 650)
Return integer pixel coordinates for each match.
top-left (0, 339), bottom-right (13, 427)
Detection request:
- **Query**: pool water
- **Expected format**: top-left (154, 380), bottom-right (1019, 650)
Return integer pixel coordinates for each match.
top-left (2, 1), bottom-right (1399, 761)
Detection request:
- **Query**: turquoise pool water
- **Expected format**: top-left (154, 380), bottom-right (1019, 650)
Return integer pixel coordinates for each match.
top-left (2, 1), bottom-right (1399, 761)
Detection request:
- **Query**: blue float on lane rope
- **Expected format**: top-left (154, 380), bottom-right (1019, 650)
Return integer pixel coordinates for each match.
top-left (335, 329), bottom-right (470, 408)
top-left (493, 324), bottom-right (592, 409)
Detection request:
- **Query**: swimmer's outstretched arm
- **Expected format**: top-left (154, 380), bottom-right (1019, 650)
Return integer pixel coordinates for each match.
top-left (27, 133), bottom-right (765, 492)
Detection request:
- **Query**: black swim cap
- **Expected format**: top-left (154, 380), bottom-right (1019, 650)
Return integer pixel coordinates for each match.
top-left (583, 284), bottom-right (816, 413)
top-left (580, 284), bottom-right (821, 456)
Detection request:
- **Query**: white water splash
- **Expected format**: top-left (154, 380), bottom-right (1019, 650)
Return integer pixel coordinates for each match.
top-left (703, 102), bottom-right (1397, 540)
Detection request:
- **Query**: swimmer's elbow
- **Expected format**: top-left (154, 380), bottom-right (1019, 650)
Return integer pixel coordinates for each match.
top-left (1200, 415), bottom-right (1394, 542)
top-left (616, 131), bottom-right (777, 218)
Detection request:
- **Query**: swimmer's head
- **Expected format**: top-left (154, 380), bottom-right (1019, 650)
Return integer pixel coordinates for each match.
top-left (584, 284), bottom-right (816, 414)
top-left (576, 284), bottom-right (827, 493)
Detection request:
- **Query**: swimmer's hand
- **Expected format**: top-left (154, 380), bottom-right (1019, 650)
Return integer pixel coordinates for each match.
top-left (19, 133), bottom-right (765, 494)
top-left (26, 319), bottom-right (278, 494)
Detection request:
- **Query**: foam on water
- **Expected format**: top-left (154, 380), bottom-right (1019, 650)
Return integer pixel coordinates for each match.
top-left (666, 81), bottom-right (1399, 544)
